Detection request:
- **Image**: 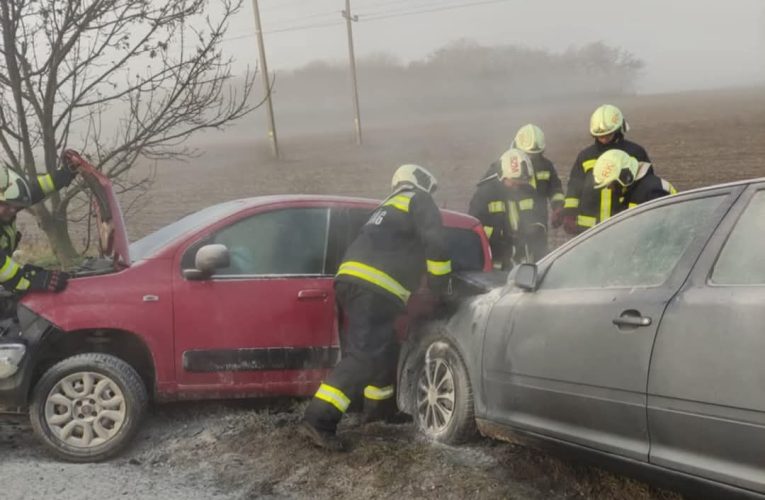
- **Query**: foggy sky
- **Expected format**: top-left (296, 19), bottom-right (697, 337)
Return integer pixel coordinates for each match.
top-left (219, 0), bottom-right (765, 93)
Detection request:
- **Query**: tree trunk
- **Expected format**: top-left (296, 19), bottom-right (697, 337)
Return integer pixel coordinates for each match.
top-left (35, 210), bottom-right (79, 267)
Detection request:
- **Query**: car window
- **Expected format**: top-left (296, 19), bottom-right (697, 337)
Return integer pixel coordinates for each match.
top-left (211, 208), bottom-right (329, 276)
top-left (711, 190), bottom-right (765, 285)
top-left (541, 196), bottom-right (723, 290)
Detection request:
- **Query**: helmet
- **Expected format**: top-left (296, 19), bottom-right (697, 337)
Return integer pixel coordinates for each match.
top-left (391, 164), bottom-right (438, 193)
top-left (0, 166), bottom-right (32, 207)
top-left (593, 149), bottom-right (639, 189)
top-left (498, 148), bottom-right (534, 183)
top-left (513, 124), bottom-right (545, 154)
top-left (589, 104), bottom-right (630, 137)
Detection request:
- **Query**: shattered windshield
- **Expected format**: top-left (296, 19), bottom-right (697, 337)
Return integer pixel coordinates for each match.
top-left (129, 200), bottom-right (248, 262)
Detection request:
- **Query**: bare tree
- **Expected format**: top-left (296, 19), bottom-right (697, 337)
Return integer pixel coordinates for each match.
top-left (0, 0), bottom-right (258, 264)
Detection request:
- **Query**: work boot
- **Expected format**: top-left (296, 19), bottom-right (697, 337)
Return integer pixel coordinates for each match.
top-left (298, 421), bottom-right (346, 452)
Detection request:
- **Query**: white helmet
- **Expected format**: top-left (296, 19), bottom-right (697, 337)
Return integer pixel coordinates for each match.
top-left (0, 166), bottom-right (33, 207)
top-left (593, 149), bottom-right (639, 189)
top-left (589, 104), bottom-right (630, 137)
top-left (391, 164), bottom-right (438, 193)
top-left (513, 124), bottom-right (545, 154)
top-left (498, 148), bottom-right (534, 183)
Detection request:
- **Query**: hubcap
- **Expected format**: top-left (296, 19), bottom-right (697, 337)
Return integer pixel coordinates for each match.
top-left (44, 371), bottom-right (126, 449)
top-left (416, 356), bottom-right (455, 434)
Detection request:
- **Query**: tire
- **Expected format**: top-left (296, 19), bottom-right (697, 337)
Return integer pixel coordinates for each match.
top-left (29, 353), bottom-right (148, 462)
top-left (414, 338), bottom-right (476, 444)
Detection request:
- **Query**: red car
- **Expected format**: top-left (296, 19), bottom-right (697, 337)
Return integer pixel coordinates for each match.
top-left (0, 157), bottom-right (492, 461)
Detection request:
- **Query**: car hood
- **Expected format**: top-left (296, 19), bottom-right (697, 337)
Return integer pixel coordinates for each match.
top-left (64, 150), bottom-right (130, 268)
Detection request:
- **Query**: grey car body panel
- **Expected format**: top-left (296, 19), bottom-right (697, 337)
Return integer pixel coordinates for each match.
top-left (648, 182), bottom-right (765, 493)
top-left (420, 179), bottom-right (765, 496)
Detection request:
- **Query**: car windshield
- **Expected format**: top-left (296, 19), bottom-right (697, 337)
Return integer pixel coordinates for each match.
top-left (129, 200), bottom-right (248, 262)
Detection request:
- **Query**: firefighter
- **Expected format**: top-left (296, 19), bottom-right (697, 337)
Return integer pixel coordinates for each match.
top-left (469, 148), bottom-right (546, 269)
top-left (0, 156), bottom-right (79, 300)
top-left (562, 104), bottom-right (651, 234)
top-left (511, 124), bottom-right (565, 252)
top-left (592, 149), bottom-right (676, 220)
top-left (300, 164), bottom-right (452, 451)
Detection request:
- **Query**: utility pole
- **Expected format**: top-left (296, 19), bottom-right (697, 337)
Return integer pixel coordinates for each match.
top-left (251, 0), bottom-right (280, 159)
top-left (342, 0), bottom-right (363, 145)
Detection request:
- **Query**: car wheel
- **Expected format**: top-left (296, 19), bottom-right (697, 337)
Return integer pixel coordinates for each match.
top-left (29, 353), bottom-right (148, 462)
top-left (414, 338), bottom-right (476, 444)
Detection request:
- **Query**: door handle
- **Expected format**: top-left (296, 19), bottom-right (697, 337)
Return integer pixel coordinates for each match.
top-left (297, 289), bottom-right (329, 301)
top-left (612, 311), bottom-right (652, 328)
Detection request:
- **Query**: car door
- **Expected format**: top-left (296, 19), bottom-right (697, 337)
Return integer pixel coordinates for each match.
top-left (647, 184), bottom-right (765, 494)
top-left (172, 206), bottom-right (337, 395)
top-left (482, 189), bottom-right (734, 460)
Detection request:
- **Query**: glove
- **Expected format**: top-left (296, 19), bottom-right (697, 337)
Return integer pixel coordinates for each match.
top-left (550, 207), bottom-right (564, 228)
top-left (22, 265), bottom-right (70, 293)
top-left (61, 149), bottom-right (82, 174)
top-left (563, 215), bottom-right (579, 235)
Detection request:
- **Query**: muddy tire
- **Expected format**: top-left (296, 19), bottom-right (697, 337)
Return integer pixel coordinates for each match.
top-left (29, 353), bottom-right (148, 462)
top-left (414, 338), bottom-right (476, 444)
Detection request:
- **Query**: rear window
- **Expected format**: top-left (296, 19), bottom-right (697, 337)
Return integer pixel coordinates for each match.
top-left (445, 227), bottom-right (484, 271)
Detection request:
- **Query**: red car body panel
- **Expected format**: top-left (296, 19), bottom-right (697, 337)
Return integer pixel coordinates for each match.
top-left (21, 179), bottom-right (491, 401)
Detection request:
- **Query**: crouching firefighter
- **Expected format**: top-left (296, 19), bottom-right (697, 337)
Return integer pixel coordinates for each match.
top-left (300, 164), bottom-right (452, 451)
top-left (469, 148), bottom-right (547, 270)
top-left (592, 149), bottom-right (677, 221)
top-left (0, 154), bottom-right (80, 306)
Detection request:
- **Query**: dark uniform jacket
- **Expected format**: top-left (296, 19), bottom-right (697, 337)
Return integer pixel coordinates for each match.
top-left (564, 137), bottom-right (650, 232)
top-left (468, 178), bottom-right (543, 268)
top-left (335, 187), bottom-right (452, 308)
top-left (618, 163), bottom-right (676, 213)
top-left (0, 167), bottom-right (75, 292)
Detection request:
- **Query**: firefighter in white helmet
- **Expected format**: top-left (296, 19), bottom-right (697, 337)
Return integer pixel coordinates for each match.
top-left (469, 148), bottom-right (547, 269)
top-left (592, 149), bottom-right (677, 221)
top-left (300, 164), bottom-right (452, 451)
top-left (562, 104), bottom-right (651, 234)
top-left (0, 154), bottom-right (80, 299)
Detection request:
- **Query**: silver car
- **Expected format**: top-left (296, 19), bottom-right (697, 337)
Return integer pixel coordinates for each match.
top-left (398, 178), bottom-right (765, 498)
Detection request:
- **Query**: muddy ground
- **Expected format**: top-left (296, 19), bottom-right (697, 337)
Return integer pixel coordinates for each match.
top-left (5, 88), bottom-right (765, 499)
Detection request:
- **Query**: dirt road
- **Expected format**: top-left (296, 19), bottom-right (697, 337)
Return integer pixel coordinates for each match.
top-left (1, 401), bottom-right (680, 500)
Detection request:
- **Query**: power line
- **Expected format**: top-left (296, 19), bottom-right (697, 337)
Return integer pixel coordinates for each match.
top-left (362, 0), bottom-right (512, 21)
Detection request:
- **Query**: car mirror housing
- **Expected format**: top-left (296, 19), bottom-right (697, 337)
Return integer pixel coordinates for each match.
top-left (184, 244), bottom-right (230, 280)
top-left (514, 263), bottom-right (538, 291)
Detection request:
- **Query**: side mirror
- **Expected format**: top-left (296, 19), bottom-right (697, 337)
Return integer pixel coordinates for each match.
top-left (183, 244), bottom-right (230, 280)
top-left (514, 263), bottom-right (538, 291)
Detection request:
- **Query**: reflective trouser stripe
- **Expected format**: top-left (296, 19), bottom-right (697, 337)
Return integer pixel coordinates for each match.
top-left (577, 215), bottom-right (597, 227)
top-left (488, 201), bottom-right (505, 213)
top-left (0, 257), bottom-right (20, 283)
top-left (508, 201), bottom-right (519, 231)
top-left (552, 193), bottom-right (565, 202)
top-left (38, 174), bottom-right (55, 194)
top-left (536, 171), bottom-right (550, 180)
top-left (483, 226), bottom-right (494, 238)
top-left (364, 385), bottom-right (394, 401)
top-left (564, 197), bottom-right (579, 209)
top-left (337, 261), bottom-right (411, 304)
top-left (314, 383), bottom-right (351, 413)
top-left (628, 202), bottom-right (638, 209)
top-left (518, 198), bottom-right (534, 210)
top-left (426, 259), bottom-right (452, 276)
top-left (600, 188), bottom-right (612, 222)
top-left (383, 194), bottom-right (413, 213)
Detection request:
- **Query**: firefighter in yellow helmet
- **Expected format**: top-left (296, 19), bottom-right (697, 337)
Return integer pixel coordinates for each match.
top-left (469, 148), bottom-right (547, 269)
top-left (562, 104), bottom-right (651, 234)
top-left (592, 149), bottom-right (677, 221)
top-left (512, 124), bottom-right (565, 248)
top-left (0, 155), bottom-right (80, 298)
top-left (300, 164), bottom-right (452, 451)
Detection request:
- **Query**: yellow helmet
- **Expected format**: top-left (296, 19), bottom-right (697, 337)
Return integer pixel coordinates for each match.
top-left (593, 149), bottom-right (639, 189)
top-left (391, 163), bottom-right (438, 193)
top-left (0, 166), bottom-right (33, 207)
top-left (499, 148), bottom-right (534, 183)
top-left (513, 124), bottom-right (545, 154)
top-left (589, 104), bottom-right (630, 137)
